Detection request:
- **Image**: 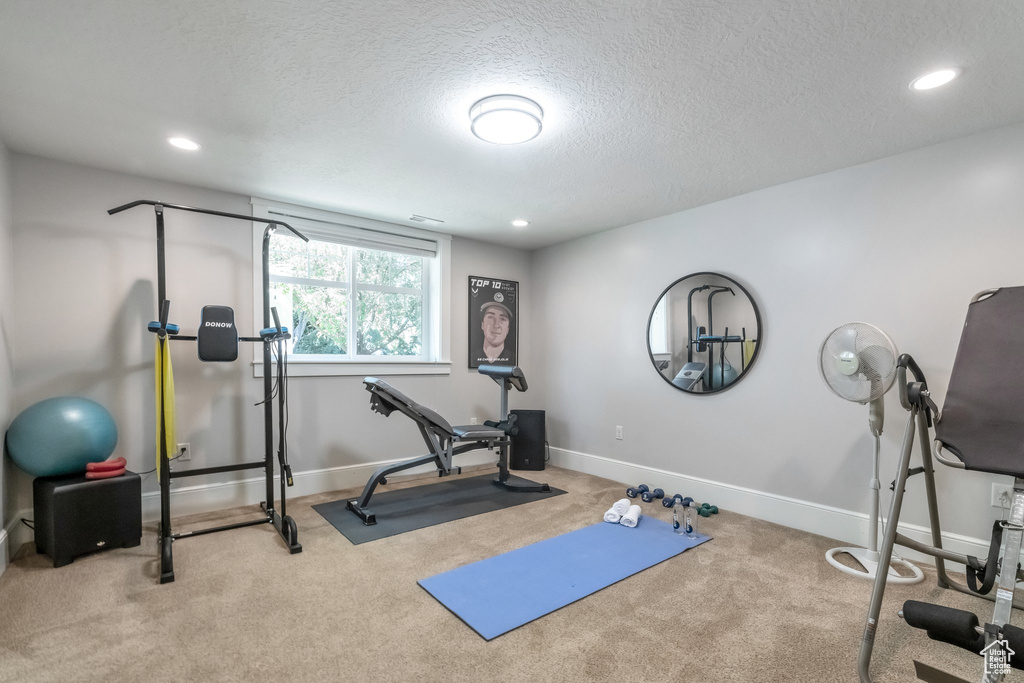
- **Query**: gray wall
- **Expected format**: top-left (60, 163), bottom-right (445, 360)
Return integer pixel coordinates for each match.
top-left (8, 154), bottom-right (534, 514)
top-left (532, 121), bottom-right (1024, 540)
top-left (0, 141), bottom-right (12, 535)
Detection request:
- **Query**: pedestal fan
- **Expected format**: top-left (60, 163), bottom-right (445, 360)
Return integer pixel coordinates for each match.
top-left (818, 322), bottom-right (923, 584)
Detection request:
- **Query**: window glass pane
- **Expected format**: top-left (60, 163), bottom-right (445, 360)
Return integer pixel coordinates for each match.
top-left (356, 290), bottom-right (422, 356)
top-left (356, 248), bottom-right (422, 289)
top-left (271, 282), bottom-right (348, 354)
top-left (270, 233), bottom-right (348, 282)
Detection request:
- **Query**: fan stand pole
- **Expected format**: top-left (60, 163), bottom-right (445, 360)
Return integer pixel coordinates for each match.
top-left (826, 432), bottom-right (924, 584)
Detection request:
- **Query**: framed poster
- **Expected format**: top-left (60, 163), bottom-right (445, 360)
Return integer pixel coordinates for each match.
top-left (469, 276), bottom-right (519, 368)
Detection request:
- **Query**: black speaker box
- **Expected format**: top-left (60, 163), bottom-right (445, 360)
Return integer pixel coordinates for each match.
top-left (510, 409), bottom-right (546, 471)
top-left (33, 471), bottom-right (142, 568)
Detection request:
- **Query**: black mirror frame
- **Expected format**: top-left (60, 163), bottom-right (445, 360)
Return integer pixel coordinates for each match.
top-left (646, 271), bottom-right (763, 395)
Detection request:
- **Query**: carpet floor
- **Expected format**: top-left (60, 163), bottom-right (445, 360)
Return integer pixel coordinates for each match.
top-left (0, 466), bottom-right (1002, 682)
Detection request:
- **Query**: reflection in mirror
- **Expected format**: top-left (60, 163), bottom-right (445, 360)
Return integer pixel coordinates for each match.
top-left (647, 272), bottom-right (761, 394)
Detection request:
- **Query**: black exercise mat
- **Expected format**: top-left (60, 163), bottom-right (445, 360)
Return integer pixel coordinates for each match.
top-left (313, 473), bottom-right (566, 544)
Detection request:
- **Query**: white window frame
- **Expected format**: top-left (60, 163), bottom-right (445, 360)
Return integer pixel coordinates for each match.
top-left (251, 198), bottom-right (451, 377)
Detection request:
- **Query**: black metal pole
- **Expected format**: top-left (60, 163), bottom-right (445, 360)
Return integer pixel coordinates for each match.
top-left (155, 205), bottom-right (173, 576)
top-left (155, 205), bottom-right (166, 309)
top-left (686, 285), bottom-right (710, 363)
top-left (158, 335), bottom-right (171, 541)
top-left (277, 336), bottom-right (287, 517)
top-left (261, 226), bottom-right (275, 514)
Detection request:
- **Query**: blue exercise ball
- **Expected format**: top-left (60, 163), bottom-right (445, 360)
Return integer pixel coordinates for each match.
top-left (711, 361), bottom-right (740, 389)
top-left (5, 397), bottom-right (118, 477)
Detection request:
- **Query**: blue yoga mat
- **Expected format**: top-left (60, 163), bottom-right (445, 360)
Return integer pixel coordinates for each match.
top-left (418, 517), bottom-right (711, 640)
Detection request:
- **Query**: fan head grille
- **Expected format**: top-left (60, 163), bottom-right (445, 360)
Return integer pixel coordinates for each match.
top-left (818, 323), bottom-right (898, 403)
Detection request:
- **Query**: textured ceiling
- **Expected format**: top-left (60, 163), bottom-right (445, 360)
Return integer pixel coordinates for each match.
top-left (1, 1), bottom-right (1023, 249)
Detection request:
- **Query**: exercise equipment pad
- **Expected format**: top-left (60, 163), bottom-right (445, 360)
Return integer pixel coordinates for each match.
top-left (418, 518), bottom-right (711, 640)
top-left (313, 473), bottom-right (565, 544)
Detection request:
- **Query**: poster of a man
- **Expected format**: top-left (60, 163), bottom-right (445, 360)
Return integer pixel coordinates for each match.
top-left (469, 276), bottom-right (518, 368)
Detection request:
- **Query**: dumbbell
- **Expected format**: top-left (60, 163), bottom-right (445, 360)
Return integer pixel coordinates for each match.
top-left (626, 484), bottom-right (665, 502)
top-left (626, 484), bottom-right (649, 499)
top-left (641, 487), bottom-right (665, 503)
top-left (698, 503), bottom-right (719, 518)
top-left (662, 494), bottom-right (685, 508)
top-left (662, 495), bottom-right (719, 516)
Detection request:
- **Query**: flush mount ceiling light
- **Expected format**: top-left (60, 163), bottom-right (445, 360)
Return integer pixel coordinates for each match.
top-left (910, 68), bottom-right (961, 91)
top-left (511, 219), bottom-right (530, 227)
top-left (470, 95), bottom-right (543, 144)
top-left (168, 136), bottom-right (201, 151)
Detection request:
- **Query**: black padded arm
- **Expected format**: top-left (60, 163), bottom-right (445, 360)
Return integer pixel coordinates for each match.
top-left (478, 364), bottom-right (527, 392)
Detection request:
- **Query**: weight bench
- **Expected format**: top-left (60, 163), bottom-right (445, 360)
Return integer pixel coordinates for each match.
top-left (859, 287), bottom-right (1024, 683)
top-left (346, 365), bottom-right (550, 525)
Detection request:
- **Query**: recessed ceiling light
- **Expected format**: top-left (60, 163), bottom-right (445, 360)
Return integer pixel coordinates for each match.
top-left (168, 137), bottom-right (201, 151)
top-left (910, 68), bottom-right (961, 91)
top-left (470, 95), bottom-right (543, 145)
top-left (511, 219), bottom-right (530, 227)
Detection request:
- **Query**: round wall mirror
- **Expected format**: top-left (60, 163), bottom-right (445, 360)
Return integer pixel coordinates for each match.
top-left (647, 272), bottom-right (762, 394)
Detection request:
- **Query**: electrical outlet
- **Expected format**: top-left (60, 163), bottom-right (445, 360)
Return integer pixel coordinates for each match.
top-left (470, 417), bottom-right (478, 425)
top-left (615, 426), bottom-right (623, 440)
top-left (992, 483), bottom-right (1013, 508)
top-left (177, 443), bottom-right (191, 462)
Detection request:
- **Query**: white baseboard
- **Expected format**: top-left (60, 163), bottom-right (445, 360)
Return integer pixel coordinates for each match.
top-left (3, 446), bottom-right (995, 578)
top-left (3, 509), bottom-right (33, 571)
top-left (549, 446), bottom-right (992, 570)
top-left (0, 453), bottom-right (499, 567)
top-left (142, 451), bottom-right (499, 523)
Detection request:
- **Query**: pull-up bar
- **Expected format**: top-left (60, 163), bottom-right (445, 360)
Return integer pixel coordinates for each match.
top-left (108, 199), bottom-right (309, 242)
top-left (109, 198), bottom-right (305, 583)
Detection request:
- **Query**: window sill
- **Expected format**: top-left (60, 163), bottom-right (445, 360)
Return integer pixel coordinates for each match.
top-left (252, 360), bottom-right (452, 378)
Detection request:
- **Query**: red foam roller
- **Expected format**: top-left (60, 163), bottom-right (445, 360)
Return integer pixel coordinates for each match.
top-left (86, 457), bottom-right (127, 472)
top-left (85, 467), bottom-right (126, 479)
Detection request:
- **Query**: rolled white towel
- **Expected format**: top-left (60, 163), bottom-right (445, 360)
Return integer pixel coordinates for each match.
top-left (611, 498), bottom-right (631, 515)
top-left (603, 508), bottom-right (622, 523)
top-left (619, 504), bottom-right (642, 528)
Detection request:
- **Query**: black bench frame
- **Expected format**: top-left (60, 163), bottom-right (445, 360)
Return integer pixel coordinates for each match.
top-left (346, 365), bottom-right (549, 525)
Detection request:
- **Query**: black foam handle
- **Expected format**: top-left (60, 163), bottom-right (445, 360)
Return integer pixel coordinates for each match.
top-left (903, 601), bottom-right (985, 653)
top-left (1002, 624), bottom-right (1024, 670)
top-left (271, 306), bottom-right (282, 332)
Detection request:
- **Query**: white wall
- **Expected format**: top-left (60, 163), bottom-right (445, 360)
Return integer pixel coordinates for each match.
top-left (11, 119), bottom-right (1024, 561)
top-left (533, 121), bottom-right (1024, 544)
top-left (0, 140), bottom-right (13, 572)
top-left (8, 155), bottom-right (535, 526)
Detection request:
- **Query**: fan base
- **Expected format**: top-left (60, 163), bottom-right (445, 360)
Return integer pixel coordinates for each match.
top-left (825, 547), bottom-right (924, 584)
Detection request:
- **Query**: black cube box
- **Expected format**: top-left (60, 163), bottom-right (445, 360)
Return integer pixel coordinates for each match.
top-left (33, 471), bottom-right (142, 567)
top-left (510, 409), bottom-right (546, 471)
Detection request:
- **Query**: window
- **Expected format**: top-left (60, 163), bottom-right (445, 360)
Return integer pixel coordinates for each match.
top-left (251, 199), bottom-right (451, 376)
top-left (648, 295), bottom-right (669, 355)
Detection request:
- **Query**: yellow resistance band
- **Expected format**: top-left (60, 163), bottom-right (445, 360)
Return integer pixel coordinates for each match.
top-left (742, 340), bottom-right (757, 368)
top-left (155, 336), bottom-right (176, 474)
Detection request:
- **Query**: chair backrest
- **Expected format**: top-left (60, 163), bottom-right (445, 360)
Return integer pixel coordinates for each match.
top-left (936, 287), bottom-right (1024, 477)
